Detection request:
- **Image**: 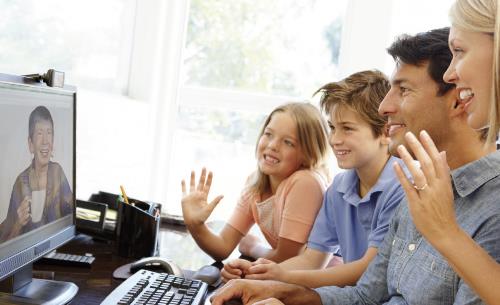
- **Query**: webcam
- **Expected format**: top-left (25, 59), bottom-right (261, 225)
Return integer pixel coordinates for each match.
top-left (24, 69), bottom-right (65, 88)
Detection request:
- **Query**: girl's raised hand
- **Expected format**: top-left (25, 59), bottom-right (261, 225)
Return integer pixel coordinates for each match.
top-left (181, 168), bottom-right (223, 227)
top-left (393, 131), bottom-right (459, 246)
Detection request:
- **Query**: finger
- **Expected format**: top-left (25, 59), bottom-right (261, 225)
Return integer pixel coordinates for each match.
top-left (189, 171), bottom-right (195, 192)
top-left (197, 168), bottom-right (207, 191)
top-left (224, 263), bottom-right (243, 275)
top-left (229, 259), bottom-right (252, 270)
top-left (204, 171), bottom-right (214, 193)
top-left (207, 195), bottom-right (224, 213)
top-left (252, 258), bottom-right (273, 265)
top-left (221, 269), bottom-right (242, 282)
top-left (404, 132), bottom-right (436, 184)
top-left (210, 281), bottom-right (243, 305)
top-left (420, 130), bottom-right (449, 180)
top-left (397, 144), bottom-right (427, 189)
top-left (253, 298), bottom-right (284, 305)
top-left (248, 264), bottom-right (270, 275)
top-left (181, 180), bottom-right (186, 195)
top-left (393, 162), bottom-right (420, 203)
top-left (21, 197), bottom-right (31, 207)
top-left (245, 272), bottom-right (271, 280)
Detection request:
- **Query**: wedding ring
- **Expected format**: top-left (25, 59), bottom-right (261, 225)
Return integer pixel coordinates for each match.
top-left (413, 183), bottom-right (428, 191)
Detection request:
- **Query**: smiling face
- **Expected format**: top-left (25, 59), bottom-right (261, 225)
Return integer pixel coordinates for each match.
top-left (328, 104), bottom-right (388, 171)
top-left (379, 62), bottom-right (453, 157)
top-left (29, 119), bottom-right (54, 169)
top-left (443, 26), bottom-right (494, 129)
top-left (256, 111), bottom-right (304, 186)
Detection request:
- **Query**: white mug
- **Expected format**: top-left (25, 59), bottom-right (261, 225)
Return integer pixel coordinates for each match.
top-left (31, 190), bottom-right (46, 223)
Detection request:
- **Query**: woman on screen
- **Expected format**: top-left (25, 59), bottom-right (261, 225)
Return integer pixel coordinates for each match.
top-left (0, 106), bottom-right (73, 242)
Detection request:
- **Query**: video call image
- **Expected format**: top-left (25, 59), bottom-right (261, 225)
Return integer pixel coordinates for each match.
top-left (0, 90), bottom-right (74, 243)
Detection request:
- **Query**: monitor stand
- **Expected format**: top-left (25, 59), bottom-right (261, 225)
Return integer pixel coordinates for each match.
top-left (0, 264), bottom-right (78, 305)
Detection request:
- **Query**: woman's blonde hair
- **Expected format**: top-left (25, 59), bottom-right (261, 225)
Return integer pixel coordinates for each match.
top-left (251, 102), bottom-right (330, 195)
top-left (449, 0), bottom-right (500, 142)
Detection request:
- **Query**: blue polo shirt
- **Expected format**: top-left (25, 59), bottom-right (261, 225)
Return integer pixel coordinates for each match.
top-left (307, 156), bottom-right (405, 263)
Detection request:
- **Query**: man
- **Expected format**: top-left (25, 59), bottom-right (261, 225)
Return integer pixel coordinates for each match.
top-left (211, 27), bottom-right (500, 305)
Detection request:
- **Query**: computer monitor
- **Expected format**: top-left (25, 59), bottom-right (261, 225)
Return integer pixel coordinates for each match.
top-left (0, 73), bottom-right (78, 304)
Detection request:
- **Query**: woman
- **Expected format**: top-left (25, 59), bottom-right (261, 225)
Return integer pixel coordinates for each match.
top-left (1, 106), bottom-right (73, 242)
top-left (392, 0), bottom-right (500, 304)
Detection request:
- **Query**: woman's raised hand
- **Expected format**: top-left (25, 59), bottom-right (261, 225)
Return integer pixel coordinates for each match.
top-left (181, 168), bottom-right (223, 227)
top-left (393, 131), bottom-right (459, 245)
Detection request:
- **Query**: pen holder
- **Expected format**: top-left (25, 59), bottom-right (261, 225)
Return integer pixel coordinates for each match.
top-left (116, 199), bottom-right (161, 259)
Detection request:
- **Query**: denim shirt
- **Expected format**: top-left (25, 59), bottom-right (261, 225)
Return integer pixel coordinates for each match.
top-left (316, 150), bottom-right (500, 305)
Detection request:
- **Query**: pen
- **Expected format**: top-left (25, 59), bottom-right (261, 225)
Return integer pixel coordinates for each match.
top-left (120, 185), bottom-right (130, 205)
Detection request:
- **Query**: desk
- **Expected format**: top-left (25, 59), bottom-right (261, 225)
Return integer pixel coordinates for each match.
top-left (33, 223), bottom-right (222, 304)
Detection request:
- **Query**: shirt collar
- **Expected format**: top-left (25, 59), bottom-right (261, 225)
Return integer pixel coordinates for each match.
top-left (337, 156), bottom-right (402, 201)
top-left (451, 150), bottom-right (500, 197)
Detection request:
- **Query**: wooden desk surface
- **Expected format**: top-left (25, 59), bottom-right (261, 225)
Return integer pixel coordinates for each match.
top-left (33, 224), bottom-right (219, 305)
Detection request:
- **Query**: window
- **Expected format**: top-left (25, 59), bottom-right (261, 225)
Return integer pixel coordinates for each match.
top-left (0, 0), bottom-right (133, 93)
top-left (163, 0), bottom-right (348, 219)
top-left (0, 0), bottom-right (459, 221)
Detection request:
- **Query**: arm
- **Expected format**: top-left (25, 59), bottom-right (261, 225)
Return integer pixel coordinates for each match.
top-left (247, 247), bottom-right (377, 288)
top-left (239, 234), bottom-right (306, 263)
top-left (182, 169), bottom-right (242, 261)
top-left (279, 247), bottom-right (331, 270)
top-left (187, 222), bottom-right (243, 261)
top-left (394, 131), bottom-right (500, 305)
top-left (210, 279), bottom-right (322, 305)
top-left (440, 228), bottom-right (500, 305)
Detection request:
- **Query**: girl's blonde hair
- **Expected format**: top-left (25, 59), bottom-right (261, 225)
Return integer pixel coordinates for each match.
top-left (251, 102), bottom-right (330, 195)
top-left (449, 0), bottom-right (500, 142)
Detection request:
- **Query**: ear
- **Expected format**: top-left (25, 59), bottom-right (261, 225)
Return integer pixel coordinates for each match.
top-left (380, 135), bottom-right (391, 146)
top-left (380, 124), bottom-right (391, 145)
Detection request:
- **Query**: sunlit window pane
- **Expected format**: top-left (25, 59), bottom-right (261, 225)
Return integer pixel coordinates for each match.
top-left (183, 0), bottom-right (347, 96)
top-left (0, 0), bottom-right (128, 92)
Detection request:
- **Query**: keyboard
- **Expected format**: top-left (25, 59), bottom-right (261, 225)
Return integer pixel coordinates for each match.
top-left (36, 251), bottom-right (95, 268)
top-left (101, 269), bottom-right (208, 305)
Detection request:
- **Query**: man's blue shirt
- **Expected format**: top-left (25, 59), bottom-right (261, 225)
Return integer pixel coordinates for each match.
top-left (307, 156), bottom-right (405, 263)
top-left (316, 150), bottom-right (500, 305)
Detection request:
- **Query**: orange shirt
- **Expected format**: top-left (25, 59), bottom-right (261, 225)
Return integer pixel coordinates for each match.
top-left (227, 169), bottom-right (327, 248)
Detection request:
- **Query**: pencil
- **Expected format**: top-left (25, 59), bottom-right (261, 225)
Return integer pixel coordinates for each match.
top-left (120, 185), bottom-right (130, 204)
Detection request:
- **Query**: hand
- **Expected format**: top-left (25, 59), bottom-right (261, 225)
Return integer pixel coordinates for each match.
top-left (210, 279), bottom-right (286, 305)
top-left (253, 298), bottom-right (285, 305)
top-left (245, 258), bottom-right (285, 281)
top-left (238, 234), bottom-right (261, 257)
top-left (181, 168), bottom-right (223, 226)
top-left (221, 259), bottom-right (253, 283)
top-left (393, 131), bottom-right (459, 246)
top-left (17, 196), bottom-right (31, 227)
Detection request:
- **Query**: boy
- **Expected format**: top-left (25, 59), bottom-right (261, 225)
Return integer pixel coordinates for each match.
top-left (222, 70), bottom-right (405, 288)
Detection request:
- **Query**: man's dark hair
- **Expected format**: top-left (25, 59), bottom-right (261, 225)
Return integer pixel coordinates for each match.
top-left (387, 27), bottom-right (454, 96)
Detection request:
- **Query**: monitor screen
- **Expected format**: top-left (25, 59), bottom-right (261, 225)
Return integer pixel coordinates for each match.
top-left (0, 74), bottom-right (77, 303)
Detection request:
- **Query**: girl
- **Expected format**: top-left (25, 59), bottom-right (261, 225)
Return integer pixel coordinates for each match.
top-left (181, 102), bottom-right (330, 263)
top-left (393, 0), bottom-right (500, 304)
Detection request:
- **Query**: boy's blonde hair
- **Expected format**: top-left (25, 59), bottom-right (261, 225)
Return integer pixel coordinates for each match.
top-left (252, 102), bottom-right (330, 195)
top-left (315, 70), bottom-right (390, 137)
top-left (449, 0), bottom-right (500, 143)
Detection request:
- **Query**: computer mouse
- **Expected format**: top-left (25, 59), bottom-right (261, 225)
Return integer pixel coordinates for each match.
top-left (129, 256), bottom-right (183, 276)
top-left (192, 265), bottom-right (221, 286)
